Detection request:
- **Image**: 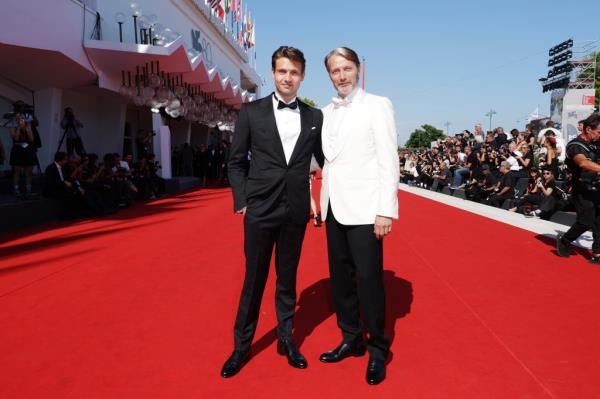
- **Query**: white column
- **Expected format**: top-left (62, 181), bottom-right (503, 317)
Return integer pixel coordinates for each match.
top-left (152, 113), bottom-right (172, 179)
top-left (34, 88), bottom-right (63, 169)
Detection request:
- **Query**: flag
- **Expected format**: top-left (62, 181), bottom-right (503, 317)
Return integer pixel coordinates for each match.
top-left (224, 0), bottom-right (231, 13)
top-left (232, 0), bottom-right (241, 22)
top-left (208, 0), bottom-right (220, 9)
top-left (247, 17), bottom-right (255, 48)
top-left (218, 0), bottom-right (226, 21)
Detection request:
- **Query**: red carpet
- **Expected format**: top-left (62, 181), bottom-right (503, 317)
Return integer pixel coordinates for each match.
top-left (0, 188), bottom-right (599, 398)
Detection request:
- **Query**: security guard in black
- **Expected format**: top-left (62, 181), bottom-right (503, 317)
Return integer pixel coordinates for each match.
top-left (559, 113), bottom-right (600, 263)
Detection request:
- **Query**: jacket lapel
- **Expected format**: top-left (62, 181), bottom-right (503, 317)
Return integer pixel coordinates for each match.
top-left (288, 102), bottom-right (312, 165)
top-left (324, 90), bottom-right (366, 161)
top-left (260, 96), bottom-right (287, 165)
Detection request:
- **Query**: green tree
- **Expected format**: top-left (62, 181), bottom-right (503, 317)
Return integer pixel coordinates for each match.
top-left (404, 124), bottom-right (445, 149)
top-left (299, 97), bottom-right (317, 107)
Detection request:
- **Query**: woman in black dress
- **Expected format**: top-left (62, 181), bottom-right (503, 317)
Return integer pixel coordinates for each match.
top-left (10, 114), bottom-right (36, 196)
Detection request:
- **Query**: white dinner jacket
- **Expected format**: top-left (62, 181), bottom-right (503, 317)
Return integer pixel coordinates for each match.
top-left (320, 89), bottom-right (399, 225)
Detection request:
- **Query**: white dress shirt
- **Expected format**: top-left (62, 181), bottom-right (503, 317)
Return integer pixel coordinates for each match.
top-left (272, 93), bottom-right (301, 164)
top-left (54, 161), bottom-right (64, 182)
top-left (324, 87), bottom-right (361, 159)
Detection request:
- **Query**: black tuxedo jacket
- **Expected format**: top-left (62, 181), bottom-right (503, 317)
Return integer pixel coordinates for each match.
top-left (228, 95), bottom-right (324, 224)
top-left (43, 163), bottom-right (67, 197)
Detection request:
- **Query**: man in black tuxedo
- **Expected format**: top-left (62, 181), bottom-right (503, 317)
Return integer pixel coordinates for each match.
top-left (221, 46), bottom-right (324, 378)
top-left (43, 151), bottom-right (82, 218)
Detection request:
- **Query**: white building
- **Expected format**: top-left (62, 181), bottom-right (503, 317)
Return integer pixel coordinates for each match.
top-left (0, 0), bottom-right (261, 178)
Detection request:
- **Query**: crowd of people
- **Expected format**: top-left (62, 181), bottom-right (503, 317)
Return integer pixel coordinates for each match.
top-left (399, 121), bottom-right (574, 220)
top-left (171, 140), bottom-right (230, 186)
top-left (43, 150), bottom-right (166, 219)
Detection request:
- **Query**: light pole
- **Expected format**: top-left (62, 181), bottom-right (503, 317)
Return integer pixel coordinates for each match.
top-left (443, 121), bottom-right (451, 135)
top-left (485, 109), bottom-right (497, 132)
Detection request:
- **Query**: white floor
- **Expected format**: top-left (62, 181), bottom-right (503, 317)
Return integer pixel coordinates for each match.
top-left (399, 183), bottom-right (592, 251)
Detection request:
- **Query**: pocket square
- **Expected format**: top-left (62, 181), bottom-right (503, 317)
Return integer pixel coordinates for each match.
top-left (311, 126), bottom-right (317, 130)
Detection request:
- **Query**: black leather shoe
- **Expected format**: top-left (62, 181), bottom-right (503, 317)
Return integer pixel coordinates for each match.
top-left (556, 235), bottom-right (571, 258)
top-left (319, 340), bottom-right (366, 363)
top-left (589, 255), bottom-right (600, 265)
top-left (366, 358), bottom-right (386, 385)
top-left (221, 350), bottom-right (250, 378)
top-left (277, 339), bottom-right (307, 369)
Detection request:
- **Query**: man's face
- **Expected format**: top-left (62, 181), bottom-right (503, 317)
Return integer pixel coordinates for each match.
top-left (508, 142), bottom-right (516, 152)
top-left (272, 57), bottom-right (304, 99)
top-left (327, 55), bottom-right (359, 98)
top-left (586, 125), bottom-right (600, 141)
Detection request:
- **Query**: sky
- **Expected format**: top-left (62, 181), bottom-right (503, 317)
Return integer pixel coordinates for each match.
top-left (246, 0), bottom-right (600, 145)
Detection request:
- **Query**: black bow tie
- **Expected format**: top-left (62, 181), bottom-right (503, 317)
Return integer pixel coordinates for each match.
top-left (277, 100), bottom-right (298, 110)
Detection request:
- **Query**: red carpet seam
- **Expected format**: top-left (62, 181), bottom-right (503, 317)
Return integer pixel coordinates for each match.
top-left (0, 262), bottom-right (80, 300)
top-left (403, 238), bottom-right (558, 399)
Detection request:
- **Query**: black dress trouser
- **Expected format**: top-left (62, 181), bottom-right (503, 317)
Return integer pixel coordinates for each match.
top-left (563, 191), bottom-right (600, 253)
top-left (233, 199), bottom-right (307, 354)
top-left (325, 204), bottom-right (389, 360)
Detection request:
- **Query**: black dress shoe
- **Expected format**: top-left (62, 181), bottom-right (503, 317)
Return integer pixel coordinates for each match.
top-left (366, 358), bottom-right (386, 385)
top-left (319, 340), bottom-right (366, 363)
top-left (556, 235), bottom-right (571, 258)
top-left (277, 339), bottom-right (307, 369)
top-left (221, 350), bottom-right (250, 378)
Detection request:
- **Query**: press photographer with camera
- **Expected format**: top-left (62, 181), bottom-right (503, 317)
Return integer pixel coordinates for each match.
top-left (60, 107), bottom-right (86, 157)
top-left (557, 113), bottom-right (600, 264)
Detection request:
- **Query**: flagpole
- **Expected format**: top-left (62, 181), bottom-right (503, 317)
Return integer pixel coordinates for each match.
top-left (361, 57), bottom-right (366, 90)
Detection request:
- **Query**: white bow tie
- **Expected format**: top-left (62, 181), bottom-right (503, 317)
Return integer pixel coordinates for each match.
top-left (332, 97), bottom-right (351, 108)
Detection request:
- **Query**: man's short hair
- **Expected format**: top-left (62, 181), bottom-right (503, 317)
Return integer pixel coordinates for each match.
top-left (324, 47), bottom-right (361, 72)
top-left (546, 120), bottom-right (555, 128)
top-left (583, 113), bottom-right (600, 131)
top-left (541, 166), bottom-right (554, 174)
top-left (271, 46), bottom-right (306, 73)
top-left (500, 161), bottom-right (510, 169)
top-left (54, 151), bottom-right (67, 162)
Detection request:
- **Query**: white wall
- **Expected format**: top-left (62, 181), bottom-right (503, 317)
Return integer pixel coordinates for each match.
top-left (95, 0), bottom-right (255, 89)
top-left (60, 89), bottom-right (127, 159)
top-left (0, 0), bottom-right (96, 73)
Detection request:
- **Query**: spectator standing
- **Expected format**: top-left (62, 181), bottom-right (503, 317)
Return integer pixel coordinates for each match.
top-left (181, 143), bottom-right (194, 176)
top-left (10, 113), bottom-right (36, 197)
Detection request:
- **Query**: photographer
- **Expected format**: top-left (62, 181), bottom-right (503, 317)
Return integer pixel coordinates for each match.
top-left (557, 113), bottom-right (600, 264)
top-left (431, 160), bottom-right (451, 192)
top-left (487, 161), bottom-right (516, 208)
top-left (510, 167), bottom-right (558, 219)
top-left (60, 107), bottom-right (86, 157)
top-left (10, 113), bottom-right (36, 197)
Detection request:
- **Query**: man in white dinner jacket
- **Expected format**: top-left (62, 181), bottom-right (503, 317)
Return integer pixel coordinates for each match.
top-left (318, 47), bottom-right (399, 385)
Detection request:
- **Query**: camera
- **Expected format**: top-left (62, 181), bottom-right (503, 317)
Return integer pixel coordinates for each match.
top-left (2, 101), bottom-right (34, 127)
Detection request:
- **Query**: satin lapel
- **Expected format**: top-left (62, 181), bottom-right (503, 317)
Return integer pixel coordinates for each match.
top-left (288, 102), bottom-right (312, 165)
top-left (260, 97), bottom-right (287, 165)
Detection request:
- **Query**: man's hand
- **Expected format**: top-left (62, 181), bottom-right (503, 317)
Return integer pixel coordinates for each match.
top-left (236, 207), bottom-right (247, 216)
top-left (374, 216), bottom-right (392, 240)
